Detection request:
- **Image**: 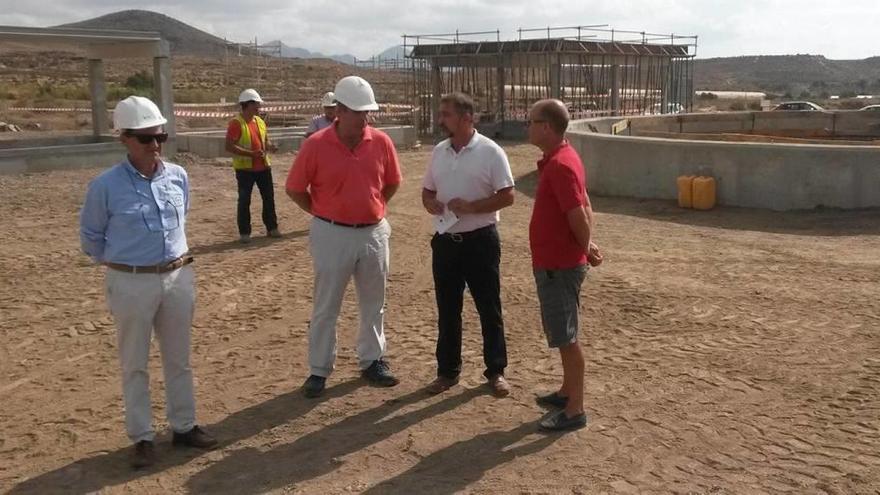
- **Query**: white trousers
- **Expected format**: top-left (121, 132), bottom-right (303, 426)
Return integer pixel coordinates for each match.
top-left (105, 265), bottom-right (196, 443)
top-left (308, 218), bottom-right (391, 377)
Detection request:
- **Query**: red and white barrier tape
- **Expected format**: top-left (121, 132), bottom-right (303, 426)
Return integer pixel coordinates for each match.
top-left (9, 102), bottom-right (415, 119)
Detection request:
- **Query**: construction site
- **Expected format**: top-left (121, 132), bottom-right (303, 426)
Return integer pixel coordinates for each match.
top-left (1, 17), bottom-right (880, 495)
top-left (403, 25), bottom-right (696, 137)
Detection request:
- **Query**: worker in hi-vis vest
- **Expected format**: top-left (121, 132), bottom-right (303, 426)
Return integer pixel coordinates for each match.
top-left (225, 88), bottom-right (281, 243)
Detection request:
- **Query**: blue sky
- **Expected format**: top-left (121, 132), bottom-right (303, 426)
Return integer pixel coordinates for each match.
top-left (2, 0), bottom-right (877, 60)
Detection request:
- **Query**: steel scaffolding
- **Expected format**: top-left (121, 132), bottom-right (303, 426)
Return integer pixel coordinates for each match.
top-left (403, 25), bottom-right (697, 137)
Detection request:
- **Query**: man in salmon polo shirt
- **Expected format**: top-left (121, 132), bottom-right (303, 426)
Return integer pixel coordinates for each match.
top-left (286, 76), bottom-right (402, 398)
top-left (527, 99), bottom-right (603, 431)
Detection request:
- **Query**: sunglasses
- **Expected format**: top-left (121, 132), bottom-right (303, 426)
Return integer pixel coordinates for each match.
top-left (126, 132), bottom-right (169, 144)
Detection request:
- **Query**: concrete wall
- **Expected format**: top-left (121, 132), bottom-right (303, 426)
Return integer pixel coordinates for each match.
top-left (567, 113), bottom-right (880, 210)
top-left (0, 141), bottom-right (126, 174)
top-left (177, 125), bottom-right (418, 159)
top-left (627, 111), bottom-right (880, 137)
top-left (0, 135), bottom-right (116, 150)
top-left (0, 124), bottom-right (417, 175)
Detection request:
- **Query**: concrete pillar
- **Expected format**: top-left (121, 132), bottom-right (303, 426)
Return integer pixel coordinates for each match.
top-left (88, 59), bottom-right (108, 137)
top-left (610, 64), bottom-right (621, 116)
top-left (431, 63), bottom-right (442, 137)
top-left (660, 61), bottom-right (670, 113)
top-left (496, 64), bottom-right (505, 123)
top-left (153, 53), bottom-right (177, 155)
top-left (549, 62), bottom-right (561, 99)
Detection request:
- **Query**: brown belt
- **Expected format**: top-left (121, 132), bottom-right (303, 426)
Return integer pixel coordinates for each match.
top-left (315, 215), bottom-right (381, 229)
top-left (106, 255), bottom-right (194, 274)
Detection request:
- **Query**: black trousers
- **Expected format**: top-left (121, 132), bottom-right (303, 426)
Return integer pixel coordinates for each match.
top-left (431, 224), bottom-right (507, 379)
top-left (235, 169), bottom-right (278, 236)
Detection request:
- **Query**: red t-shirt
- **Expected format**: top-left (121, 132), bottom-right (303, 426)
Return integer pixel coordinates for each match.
top-left (226, 118), bottom-right (267, 171)
top-left (286, 125), bottom-right (402, 224)
top-left (529, 142), bottom-right (590, 269)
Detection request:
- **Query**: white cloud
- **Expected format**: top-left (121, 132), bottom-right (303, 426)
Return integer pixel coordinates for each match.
top-left (1, 0), bottom-right (878, 59)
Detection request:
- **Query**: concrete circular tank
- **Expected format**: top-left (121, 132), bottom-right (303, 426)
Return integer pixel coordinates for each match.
top-left (566, 111), bottom-right (880, 210)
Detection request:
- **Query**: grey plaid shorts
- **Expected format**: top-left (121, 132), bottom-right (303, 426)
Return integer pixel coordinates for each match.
top-left (534, 264), bottom-right (588, 348)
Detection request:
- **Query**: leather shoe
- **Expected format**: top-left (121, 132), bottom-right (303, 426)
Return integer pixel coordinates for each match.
top-left (130, 440), bottom-right (156, 469)
top-left (426, 376), bottom-right (459, 395)
top-left (488, 374), bottom-right (511, 397)
top-left (302, 374), bottom-right (326, 398)
top-left (172, 425), bottom-right (218, 449)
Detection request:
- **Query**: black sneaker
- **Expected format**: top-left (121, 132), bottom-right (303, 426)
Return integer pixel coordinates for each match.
top-left (535, 391), bottom-right (569, 409)
top-left (362, 360), bottom-right (399, 387)
top-left (538, 409), bottom-right (588, 431)
top-left (302, 374), bottom-right (326, 398)
top-left (172, 425), bottom-right (218, 449)
top-left (130, 440), bottom-right (156, 469)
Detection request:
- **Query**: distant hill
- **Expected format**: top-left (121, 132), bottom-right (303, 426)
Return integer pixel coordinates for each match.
top-left (50, 10), bottom-right (880, 97)
top-left (374, 45), bottom-right (411, 60)
top-left (263, 40), bottom-right (355, 65)
top-left (695, 55), bottom-right (880, 96)
top-left (56, 10), bottom-right (234, 57)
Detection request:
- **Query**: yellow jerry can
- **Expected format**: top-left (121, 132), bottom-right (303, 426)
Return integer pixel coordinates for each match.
top-left (677, 175), bottom-right (696, 208)
top-left (692, 176), bottom-right (717, 210)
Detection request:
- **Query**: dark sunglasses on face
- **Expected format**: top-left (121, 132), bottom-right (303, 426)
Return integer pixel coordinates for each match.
top-left (126, 132), bottom-right (169, 144)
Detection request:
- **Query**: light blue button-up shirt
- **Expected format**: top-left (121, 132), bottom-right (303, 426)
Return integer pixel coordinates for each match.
top-left (80, 159), bottom-right (190, 266)
top-left (306, 115), bottom-right (333, 135)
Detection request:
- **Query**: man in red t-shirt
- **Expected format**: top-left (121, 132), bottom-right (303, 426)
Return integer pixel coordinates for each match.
top-left (527, 99), bottom-right (603, 431)
top-left (225, 88), bottom-right (280, 243)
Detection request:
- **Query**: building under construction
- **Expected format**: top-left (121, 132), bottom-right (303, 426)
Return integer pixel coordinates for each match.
top-left (404, 25), bottom-right (697, 137)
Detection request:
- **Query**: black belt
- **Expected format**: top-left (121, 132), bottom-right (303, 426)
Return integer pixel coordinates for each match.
top-left (315, 215), bottom-right (381, 229)
top-left (106, 255), bottom-right (193, 274)
top-left (435, 224), bottom-right (496, 243)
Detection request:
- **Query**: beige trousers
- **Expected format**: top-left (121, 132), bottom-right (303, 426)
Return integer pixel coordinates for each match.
top-left (307, 218), bottom-right (391, 377)
top-left (105, 265), bottom-right (196, 442)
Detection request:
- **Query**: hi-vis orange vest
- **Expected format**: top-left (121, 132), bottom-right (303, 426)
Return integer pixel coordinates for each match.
top-left (232, 115), bottom-right (271, 170)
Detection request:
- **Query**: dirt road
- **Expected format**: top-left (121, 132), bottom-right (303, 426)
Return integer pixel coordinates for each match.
top-left (2, 143), bottom-right (879, 494)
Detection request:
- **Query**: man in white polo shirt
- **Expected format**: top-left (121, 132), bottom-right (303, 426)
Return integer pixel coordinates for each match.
top-left (422, 92), bottom-right (515, 397)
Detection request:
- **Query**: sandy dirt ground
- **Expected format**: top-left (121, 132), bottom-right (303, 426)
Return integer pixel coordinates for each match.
top-left (1, 142), bottom-right (880, 494)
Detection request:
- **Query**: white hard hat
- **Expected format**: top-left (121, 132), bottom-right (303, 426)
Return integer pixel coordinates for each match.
top-left (321, 91), bottom-right (336, 107)
top-left (113, 96), bottom-right (167, 130)
top-left (333, 76), bottom-right (378, 111)
top-left (238, 88), bottom-right (263, 103)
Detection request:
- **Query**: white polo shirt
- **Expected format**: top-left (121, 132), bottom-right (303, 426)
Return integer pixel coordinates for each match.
top-left (423, 130), bottom-right (515, 234)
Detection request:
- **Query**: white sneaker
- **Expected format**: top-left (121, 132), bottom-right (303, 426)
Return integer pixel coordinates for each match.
top-left (239, 234), bottom-right (251, 244)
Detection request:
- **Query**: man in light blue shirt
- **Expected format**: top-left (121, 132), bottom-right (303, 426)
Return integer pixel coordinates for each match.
top-left (79, 96), bottom-right (216, 469)
top-left (305, 91), bottom-right (337, 137)
top-left (80, 156), bottom-right (190, 265)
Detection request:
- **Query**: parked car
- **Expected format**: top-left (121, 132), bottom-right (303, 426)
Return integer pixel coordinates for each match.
top-left (858, 104), bottom-right (880, 111)
top-left (772, 101), bottom-right (824, 111)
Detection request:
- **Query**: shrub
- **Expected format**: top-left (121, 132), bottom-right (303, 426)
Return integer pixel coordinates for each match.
top-left (107, 85), bottom-right (152, 101)
top-left (125, 71), bottom-right (154, 91)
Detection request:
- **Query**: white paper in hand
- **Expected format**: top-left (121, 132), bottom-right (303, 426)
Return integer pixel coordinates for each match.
top-left (433, 209), bottom-right (459, 234)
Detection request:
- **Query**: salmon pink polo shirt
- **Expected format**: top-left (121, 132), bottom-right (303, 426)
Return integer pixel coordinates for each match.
top-left (286, 124), bottom-right (402, 225)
